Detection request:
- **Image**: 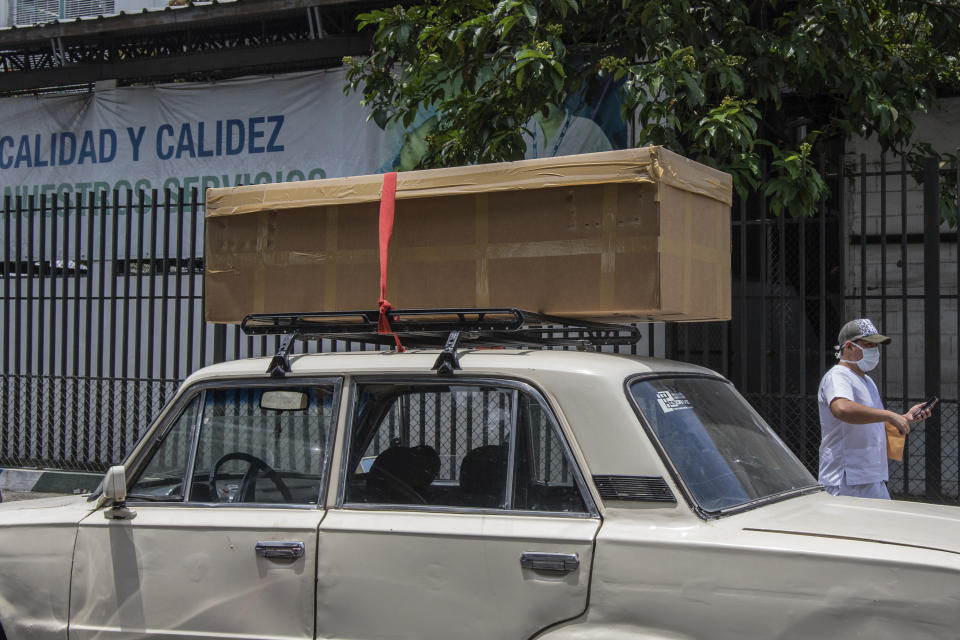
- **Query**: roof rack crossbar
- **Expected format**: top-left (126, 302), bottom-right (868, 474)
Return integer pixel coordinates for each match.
top-left (241, 308), bottom-right (641, 350)
top-left (267, 332), bottom-right (297, 378)
top-left (432, 330), bottom-right (463, 375)
top-left (242, 308), bottom-right (524, 337)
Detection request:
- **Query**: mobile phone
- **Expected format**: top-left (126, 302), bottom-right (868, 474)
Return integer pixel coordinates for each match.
top-left (912, 396), bottom-right (939, 419)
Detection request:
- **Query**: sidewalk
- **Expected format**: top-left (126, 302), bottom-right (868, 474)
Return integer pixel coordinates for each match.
top-left (4, 490), bottom-right (72, 501)
top-left (1, 468), bottom-right (103, 501)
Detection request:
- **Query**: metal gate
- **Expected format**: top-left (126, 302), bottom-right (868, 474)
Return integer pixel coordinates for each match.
top-left (670, 153), bottom-right (960, 502)
top-left (0, 188), bottom-right (662, 473)
top-left (2, 159), bottom-right (957, 504)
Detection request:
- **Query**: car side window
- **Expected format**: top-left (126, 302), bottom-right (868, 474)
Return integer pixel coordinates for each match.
top-left (188, 386), bottom-right (337, 505)
top-left (343, 381), bottom-right (588, 513)
top-left (128, 395), bottom-right (201, 500)
top-left (512, 393), bottom-right (588, 513)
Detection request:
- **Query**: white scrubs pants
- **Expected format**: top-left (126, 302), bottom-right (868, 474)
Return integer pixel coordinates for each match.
top-left (824, 479), bottom-right (890, 499)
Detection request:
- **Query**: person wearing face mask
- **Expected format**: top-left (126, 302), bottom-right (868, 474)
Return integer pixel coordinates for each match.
top-left (817, 318), bottom-right (932, 499)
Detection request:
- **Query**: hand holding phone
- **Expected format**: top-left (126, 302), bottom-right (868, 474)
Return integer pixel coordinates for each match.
top-left (912, 396), bottom-right (939, 420)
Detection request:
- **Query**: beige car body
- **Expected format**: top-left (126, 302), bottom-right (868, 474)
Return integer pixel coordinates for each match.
top-left (0, 349), bottom-right (958, 640)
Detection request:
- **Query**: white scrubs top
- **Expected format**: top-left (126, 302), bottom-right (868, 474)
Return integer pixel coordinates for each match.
top-left (817, 365), bottom-right (888, 486)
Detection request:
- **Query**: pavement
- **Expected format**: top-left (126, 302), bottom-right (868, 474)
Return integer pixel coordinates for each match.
top-left (4, 490), bottom-right (73, 501)
top-left (1, 468), bottom-right (102, 502)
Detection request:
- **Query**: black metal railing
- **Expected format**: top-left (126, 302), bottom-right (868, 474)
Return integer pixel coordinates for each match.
top-left (670, 151), bottom-right (960, 503)
top-left (0, 189), bottom-right (660, 472)
top-left (2, 159), bottom-right (957, 506)
top-left (1, 189), bottom-right (207, 471)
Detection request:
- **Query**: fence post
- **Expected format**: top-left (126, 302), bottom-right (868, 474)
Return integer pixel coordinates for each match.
top-left (923, 157), bottom-right (941, 499)
top-left (213, 324), bottom-right (227, 364)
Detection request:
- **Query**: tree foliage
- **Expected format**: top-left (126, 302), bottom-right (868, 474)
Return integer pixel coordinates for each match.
top-left (345, 0), bottom-right (960, 221)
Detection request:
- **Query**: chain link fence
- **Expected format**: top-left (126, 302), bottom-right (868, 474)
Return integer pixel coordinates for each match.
top-left (0, 374), bottom-right (178, 472)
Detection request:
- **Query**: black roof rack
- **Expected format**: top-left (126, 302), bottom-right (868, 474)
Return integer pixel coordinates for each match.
top-left (241, 308), bottom-right (642, 377)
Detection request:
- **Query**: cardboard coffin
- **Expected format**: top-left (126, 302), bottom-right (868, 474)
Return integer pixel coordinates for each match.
top-left (204, 146), bottom-right (732, 324)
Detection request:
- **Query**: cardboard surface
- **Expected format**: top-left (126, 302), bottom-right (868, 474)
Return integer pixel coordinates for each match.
top-left (205, 147), bottom-right (732, 323)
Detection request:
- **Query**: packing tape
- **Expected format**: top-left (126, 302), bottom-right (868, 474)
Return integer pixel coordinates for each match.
top-left (601, 184), bottom-right (618, 306)
top-left (475, 193), bottom-right (490, 307)
top-left (324, 206), bottom-right (339, 310)
top-left (716, 208), bottom-right (729, 316)
top-left (252, 212), bottom-right (269, 312)
top-left (223, 237), bottom-right (661, 266)
top-left (226, 248), bottom-right (376, 267)
top-left (206, 147), bottom-right (733, 219)
top-left (657, 236), bottom-right (726, 264)
top-left (683, 195), bottom-right (692, 312)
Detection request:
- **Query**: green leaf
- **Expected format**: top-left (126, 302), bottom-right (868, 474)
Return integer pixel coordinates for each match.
top-left (515, 49), bottom-right (546, 61)
top-left (343, 0), bottom-right (960, 224)
top-left (395, 25), bottom-right (411, 47)
top-left (550, 68), bottom-right (564, 91)
top-left (682, 72), bottom-right (704, 106)
top-left (493, 0), bottom-right (519, 22)
top-left (521, 2), bottom-right (538, 27)
top-left (516, 65), bottom-right (527, 88)
top-left (499, 14), bottom-right (521, 37)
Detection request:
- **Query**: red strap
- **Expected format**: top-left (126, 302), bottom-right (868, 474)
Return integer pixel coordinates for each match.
top-left (377, 172), bottom-right (404, 352)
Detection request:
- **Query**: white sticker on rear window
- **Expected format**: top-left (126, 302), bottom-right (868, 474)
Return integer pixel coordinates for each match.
top-left (657, 390), bottom-right (692, 413)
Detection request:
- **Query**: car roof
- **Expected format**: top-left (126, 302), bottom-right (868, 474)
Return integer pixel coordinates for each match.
top-left (183, 348), bottom-right (721, 384)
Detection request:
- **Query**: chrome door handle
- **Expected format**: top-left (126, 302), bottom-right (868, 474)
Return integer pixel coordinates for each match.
top-left (520, 552), bottom-right (580, 573)
top-left (255, 541), bottom-right (305, 559)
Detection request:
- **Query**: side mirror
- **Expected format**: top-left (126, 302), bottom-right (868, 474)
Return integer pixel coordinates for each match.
top-left (102, 466), bottom-right (136, 520)
top-left (103, 466), bottom-right (127, 503)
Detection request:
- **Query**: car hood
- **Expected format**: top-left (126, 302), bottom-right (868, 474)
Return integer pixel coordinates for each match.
top-left (0, 493), bottom-right (92, 513)
top-left (733, 492), bottom-right (960, 556)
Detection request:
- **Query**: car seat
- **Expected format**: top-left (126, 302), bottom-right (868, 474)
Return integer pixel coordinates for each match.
top-left (366, 445), bottom-right (440, 504)
top-left (458, 444), bottom-right (508, 508)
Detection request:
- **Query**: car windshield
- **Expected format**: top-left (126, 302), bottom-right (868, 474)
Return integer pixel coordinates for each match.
top-left (629, 376), bottom-right (817, 514)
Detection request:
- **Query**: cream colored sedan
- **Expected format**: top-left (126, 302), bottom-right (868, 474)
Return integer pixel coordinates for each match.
top-left (1, 349), bottom-right (958, 640)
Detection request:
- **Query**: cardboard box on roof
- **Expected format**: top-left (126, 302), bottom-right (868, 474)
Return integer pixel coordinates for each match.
top-left (204, 146), bottom-right (732, 324)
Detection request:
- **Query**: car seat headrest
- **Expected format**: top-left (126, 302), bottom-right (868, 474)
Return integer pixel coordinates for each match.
top-left (459, 444), bottom-right (508, 498)
top-left (368, 445), bottom-right (441, 492)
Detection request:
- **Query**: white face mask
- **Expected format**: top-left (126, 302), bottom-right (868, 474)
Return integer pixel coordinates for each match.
top-left (842, 342), bottom-right (880, 372)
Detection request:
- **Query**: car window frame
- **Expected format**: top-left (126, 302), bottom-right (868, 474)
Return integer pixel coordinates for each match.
top-left (124, 390), bottom-right (205, 501)
top-left (123, 376), bottom-right (343, 510)
top-left (336, 375), bottom-right (599, 519)
top-left (624, 371), bottom-right (822, 520)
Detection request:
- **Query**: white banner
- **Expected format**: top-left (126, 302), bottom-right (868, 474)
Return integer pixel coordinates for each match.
top-left (0, 68), bottom-right (628, 204)
top-left (0, 68), bottom-right (387, 202)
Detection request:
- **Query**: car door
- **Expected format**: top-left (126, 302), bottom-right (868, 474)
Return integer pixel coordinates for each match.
top-left (69, 379), bottom-right (340, 640)
top-left (317, 378), bottom-right (600, 640)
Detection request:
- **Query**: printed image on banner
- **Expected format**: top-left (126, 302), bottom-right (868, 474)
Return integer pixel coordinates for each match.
top-left (376, 78), bottom-right (629, 172)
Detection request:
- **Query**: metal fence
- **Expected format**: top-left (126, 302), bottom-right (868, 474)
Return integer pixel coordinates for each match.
top-left (0, 190), bottom-right (207, 470)
top-left (0, 189), bottom-right (662, 474)
top-left (669, 153), bottom-right (960, 503)
top-left (1, 157), bottom-right (958, 505)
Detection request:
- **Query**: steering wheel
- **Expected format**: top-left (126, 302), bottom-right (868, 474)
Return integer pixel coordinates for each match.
top-left (368, 465), bottom-right (428, 504)
top-left (209, 452), bottom-right (293, 503)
